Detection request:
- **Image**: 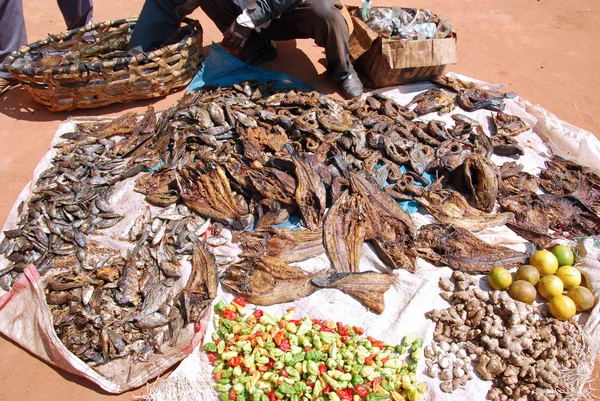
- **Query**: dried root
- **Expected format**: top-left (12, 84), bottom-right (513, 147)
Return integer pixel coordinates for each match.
top-left (426, 272), bottom-right (594, 400)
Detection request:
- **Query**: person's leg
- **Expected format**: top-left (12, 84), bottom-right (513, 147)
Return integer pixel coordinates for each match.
top-left (0, 0), bottom-right (28, 82)
top-left (56, 0), bottom-right (93, 30)
top-left (264, 0), bottom-right (351, 82)
top-left (128, 0), bottom-right (188, 52)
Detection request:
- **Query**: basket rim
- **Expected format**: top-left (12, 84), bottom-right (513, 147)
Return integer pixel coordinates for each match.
top-left (3, 16), bottom-right (202, 77)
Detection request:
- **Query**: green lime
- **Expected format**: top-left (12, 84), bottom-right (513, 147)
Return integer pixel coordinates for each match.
top-left (551, 245), bottom-right (575, 267)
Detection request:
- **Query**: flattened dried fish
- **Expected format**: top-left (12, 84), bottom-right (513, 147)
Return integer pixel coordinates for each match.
top-left (417, 224), bottom-right (526, 273)
top-left (407, 88), bottom-right (455, 116)
top-left (177, 162), bottom-right (253, 230)
top-left (311, 272), bottom-right (393, 314)
top-left (455, 153), bottom-right (499, 213)
top-left (248, 167), bottom-right (297, 206)
top-left (493, 111), bottom-right (531, 136)
top-left (220, 256), bottom-right (322, 305)
top-left (323, 191), bottom-right (366, 273)
top-left (498, 195), bottom-right (552, 247)
top-left (237, 227), bottom-right (324, 263)
top-left (350, 172), bottom-right (417, 272)
top-left (491, 134), bottom-right (524, 156)
top-left (416, 188), bottom-right (514, 231)
top-left (293, 156), bottom-right (327, 230)
top-left (538, 157), bottom-right (581, 196)
top-left (183, 242), bottom-right (217, 323)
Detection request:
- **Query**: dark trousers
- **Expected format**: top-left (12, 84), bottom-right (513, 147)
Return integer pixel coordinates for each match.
top-left (0, 0), bottom-right (93, 79)
top-left (57, 0), bottom-right (93, 30)
top-left (129, 0), bottom-right (352, 81)
top-left (0, 0), bottom-right (27, 79)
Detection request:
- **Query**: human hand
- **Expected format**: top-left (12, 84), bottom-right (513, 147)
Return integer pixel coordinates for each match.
top-left (222, 21), bottom-right (252, 56)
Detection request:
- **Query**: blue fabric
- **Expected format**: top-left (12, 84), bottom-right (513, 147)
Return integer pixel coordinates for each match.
top-left (396, 166), bottom-right (433, 214)
top-left (187, 43), bottom-right (314, 92)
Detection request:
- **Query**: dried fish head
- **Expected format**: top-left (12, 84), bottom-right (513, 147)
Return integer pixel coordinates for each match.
top-left (455, 153), bottom-right (499, 213)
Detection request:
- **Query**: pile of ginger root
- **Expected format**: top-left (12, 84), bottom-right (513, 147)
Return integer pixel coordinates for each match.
top-left (425, 271), bottom-right (593, 401)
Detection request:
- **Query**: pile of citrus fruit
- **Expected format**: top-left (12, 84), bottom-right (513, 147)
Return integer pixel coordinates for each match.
top-left (487, 244), bottom-right (596, 321)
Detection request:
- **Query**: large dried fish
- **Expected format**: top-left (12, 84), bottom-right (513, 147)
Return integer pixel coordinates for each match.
top-left (417, 224), bottom-right (526, 273)
top-left (323, 191), bottom-right (366, 273)
top-left (248, 166), bottom-right (297, 206)
top-left (311, 272), bottom-right (393, 314)
top-left (293, 156), bottom-right (327, 230)
top-left (237, 227), bottom-right (325, 263)
top-left (498, 195), bottom-right (552, 247)
top-left (349, 172), bottom-right (415, 235)
top-left (407, 88), bottom-right (455, 116)
top-left (416, 188), bottom-right (514, 231)
top-left (177, 162), bottom-right (253, 230)
top-left (183, 242), bottom-right (217, 323)
top-left (350, 172), bottom-right (417, 272)
top-left (493, 111), bottom-right (531, 136)
top-left (220, 256), bottom-right (323, 305)
top-left (455, 153), bottom-right (499, 213)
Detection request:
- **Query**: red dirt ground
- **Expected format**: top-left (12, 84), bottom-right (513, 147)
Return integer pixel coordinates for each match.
top-left (0, 0), bottom-right (599, 399)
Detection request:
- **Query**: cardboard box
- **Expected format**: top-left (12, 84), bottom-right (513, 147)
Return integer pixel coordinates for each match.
top-left (347, 6), bottom-right (458, 87)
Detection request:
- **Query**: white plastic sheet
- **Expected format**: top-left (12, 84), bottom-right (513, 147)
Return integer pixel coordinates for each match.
top-left (0, 74), bottom-right (598, 398)
top-left (145, 74), bottom-right (600, 401)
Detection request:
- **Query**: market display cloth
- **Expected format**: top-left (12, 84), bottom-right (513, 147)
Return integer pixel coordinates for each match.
top-left (145, 74), bottom-right (600, 401)
top-left (0, 73), bottom-right (598, 398)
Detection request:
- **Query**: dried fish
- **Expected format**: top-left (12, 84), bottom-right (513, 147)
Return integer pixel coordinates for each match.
top-left (493, 111), bottom-right (531, 136)
top-left (293, 156), bottom-right (327, 230)
top-left (311, 272), bottom-right (393, 314)
top-left (454, 153), bottom-right (499, 213)
top-left (407, 88), bottom-right (455, 116)
top-left (237, 227), bottom-right (324, 263)
top-left (183, 243), bottom-right (217, 323)
top-left (323, 191), bottom-right (366, 273)
top-left (220, 256), bottom-right (322, 305)
top-left (416, 188), bottom-right (514, 231)
top-left (177, 162), bottom-right (253, 230)
top-left (417, 224), bottom-right (526, 273)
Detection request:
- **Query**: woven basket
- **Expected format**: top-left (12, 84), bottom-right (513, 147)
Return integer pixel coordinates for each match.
top-left (3, 17), bottom-right (203, 112)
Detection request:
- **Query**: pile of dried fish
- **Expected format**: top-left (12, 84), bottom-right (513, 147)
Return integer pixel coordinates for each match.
top-left (0, 110), bottom-right (217, 367)
top-left (1, 77), bottom-right (598, 370)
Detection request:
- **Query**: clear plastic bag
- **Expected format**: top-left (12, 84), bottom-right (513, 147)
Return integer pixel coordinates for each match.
top-left (361, 7), bottom-right (453, 40)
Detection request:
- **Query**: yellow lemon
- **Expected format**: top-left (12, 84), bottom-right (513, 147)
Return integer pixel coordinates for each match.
top-left (549, 295), bottom-right (576, 320)
top-left (529, 250), bottom-right (559, 276)
top-left (537, 275), bottom-right (564, 300)
top-left (555, 265), bottom-right (581, 289)
top-left (488, 267), bottom-right (512, 290)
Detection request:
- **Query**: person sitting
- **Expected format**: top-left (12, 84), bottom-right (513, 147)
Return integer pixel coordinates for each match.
top-left (128, 0), bottom-right (364, 98)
